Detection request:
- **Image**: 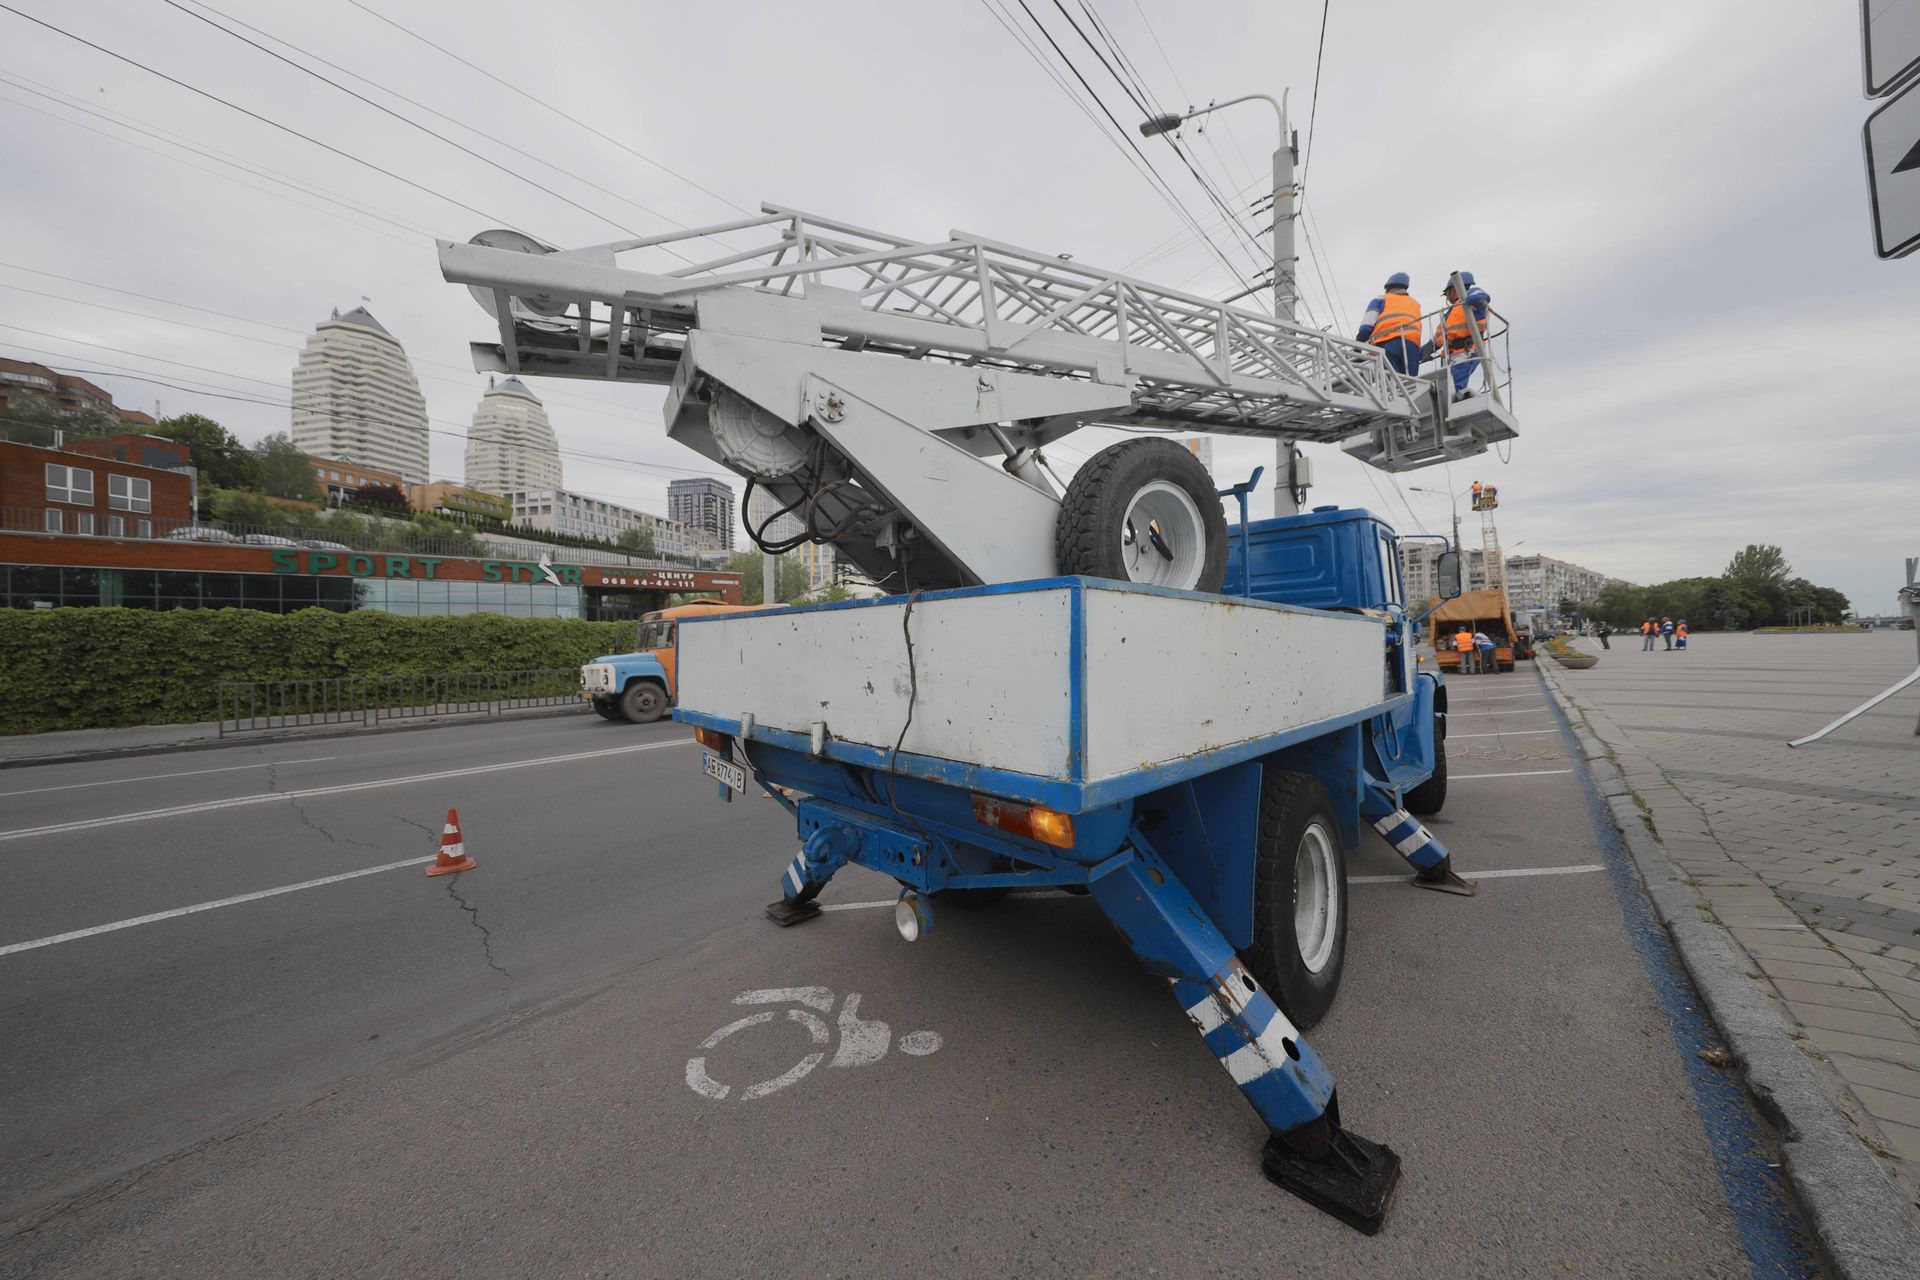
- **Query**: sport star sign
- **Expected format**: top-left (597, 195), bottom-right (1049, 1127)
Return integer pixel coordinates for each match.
top-left (1865, 78), bottom-right (1920, 258)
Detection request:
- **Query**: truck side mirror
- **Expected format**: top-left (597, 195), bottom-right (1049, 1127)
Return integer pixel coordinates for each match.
top-left (1436, 550), bottom-right (1463, 599)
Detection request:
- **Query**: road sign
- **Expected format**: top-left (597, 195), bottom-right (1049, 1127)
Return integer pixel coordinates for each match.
top-left (1864, 77), bottom-right (1920, 258)
top-left (1863, 0), bottom-right (1920, 97)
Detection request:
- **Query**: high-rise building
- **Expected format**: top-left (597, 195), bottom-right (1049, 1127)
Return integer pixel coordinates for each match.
top-left (507, 488), bottom-right (695, 559)
top-left (800, 541), bottom-right (837, 594)
top-left (1504, 553), bottom-right (1614, 613)
top-left (668, 476), bottom-right (736, 552)
top-left (464, 376), bottom-right (562, 496)
top-left (290, 307), bottom-right (430, 484)
top-left (1179, 436), bottom-right (1215, 480)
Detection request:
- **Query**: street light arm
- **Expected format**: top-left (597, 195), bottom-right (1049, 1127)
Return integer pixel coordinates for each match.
top-left (1139, 92), bottom-right (1288, 145)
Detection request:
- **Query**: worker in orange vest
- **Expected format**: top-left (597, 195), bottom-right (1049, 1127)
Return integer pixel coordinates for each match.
top-left (1453, 625), bottom-right (1477, 674)
top-left (1421, 271), bottom-right (1492, 400)
top-left (1356, 272), bottom-right (1423, 375)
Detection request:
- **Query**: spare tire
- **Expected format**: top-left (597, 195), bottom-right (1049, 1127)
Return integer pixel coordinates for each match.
top-left (1055, 439), bottom-right (1227, 592)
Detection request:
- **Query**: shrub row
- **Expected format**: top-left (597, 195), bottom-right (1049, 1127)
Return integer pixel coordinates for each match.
top-left (0, 608), bottom-right (632, 734)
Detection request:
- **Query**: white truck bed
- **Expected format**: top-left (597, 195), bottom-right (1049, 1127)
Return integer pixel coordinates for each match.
top-left (674, 578), bottom-right (1400, 811)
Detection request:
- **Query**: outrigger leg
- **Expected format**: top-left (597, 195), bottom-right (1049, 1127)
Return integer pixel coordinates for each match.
top-left (1361, 785), bottom-right (1476, 896)
top-left (764, 825), bottom-right (857, 926)
top-left (1088, 834), bottom-right (1401, 1233)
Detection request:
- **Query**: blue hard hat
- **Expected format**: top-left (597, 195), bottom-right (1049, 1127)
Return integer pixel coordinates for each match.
top-left (1457, 270), bottom-right (1476, 287)
top-left (1384, 271), bottom-right (1410, 289)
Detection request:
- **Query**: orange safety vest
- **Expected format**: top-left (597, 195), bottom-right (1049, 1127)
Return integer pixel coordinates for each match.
top-left (1641, 621), bottom-right (1653, 635)
top-left (1369, 292), bottom-right (1421, 347)
top-left (1454, 630), bottom-right (1474, 652)
top-left (1441, 301), bottom-right (1489, 353)
top-left (1676, 624), bottom-right (1689, 638)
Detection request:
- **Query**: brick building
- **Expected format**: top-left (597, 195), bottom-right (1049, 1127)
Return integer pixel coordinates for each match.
top-left (1, 437), bottom-right (194, 540)
top-left (307, 453), bottom-right (407, 506)
top-left (0, 357), bottom-right (155, 424)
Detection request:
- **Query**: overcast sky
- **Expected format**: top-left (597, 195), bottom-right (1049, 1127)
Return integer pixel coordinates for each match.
top-left (1, 1), bottom-right (1911, 610)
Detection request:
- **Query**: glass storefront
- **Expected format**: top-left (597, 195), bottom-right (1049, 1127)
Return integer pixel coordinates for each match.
top-left (0, 566), bottom-right (584, 618)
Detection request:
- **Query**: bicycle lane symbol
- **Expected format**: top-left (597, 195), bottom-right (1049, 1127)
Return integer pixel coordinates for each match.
top-left (684, 987), bottom-right (943, 1102)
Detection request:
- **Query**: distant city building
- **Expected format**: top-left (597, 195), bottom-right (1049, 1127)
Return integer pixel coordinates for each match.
top-left (668, 476), bottom-right (736, 552)
top-left (746, 484), bottom-right (805, 545)
top-left (1400, 543), bottom-right (1613, 609)
top-left (464, 376), bottom-right (561, 496)
top-left (0, 357), bottom-right (158, 425)
top-left (408, 481), bottom-right (511, 525)
top-left (1504, 553), bottom-right (1614, 612)
top-left (508, 487), bottom-right (695, 558)
top-left (800, 540), bottom-right (837, 593)
top-left (306, 453), bottom-right (406, 506)
top-left (290, 307), bottom-right (430, 484)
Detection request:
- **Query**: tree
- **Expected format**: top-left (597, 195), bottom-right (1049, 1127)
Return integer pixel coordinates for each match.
top-left (1592, 581), bottom-right (1646, 627)
top-left (254, 432), bottom-right (322, 502)
top-left (616, 527), bottom-right (658, 558)
top-left (1724, 544), bottom-right (1790, 589)
top-left (725, 551), bottom-right (808, 605)
top-left (796, 582), bottom-right (855, 604)
top-left (346, 482), bottom-right (410, 516)
top-left (152, 413), bottom-right (263, 491)
top-left (0, 390), bottom-right (123, 447)
top-left (211, 490), bottom-right (294, 530)
top-left (1696, 581), bottom-right (1747, 631)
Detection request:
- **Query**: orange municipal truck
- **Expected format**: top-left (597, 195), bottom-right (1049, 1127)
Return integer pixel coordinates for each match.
top-left (1427, 589), bottom-right (1520, 673)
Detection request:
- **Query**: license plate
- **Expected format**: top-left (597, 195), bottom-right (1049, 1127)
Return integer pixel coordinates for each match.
top-left (702, 752), bottom-right (746, 791)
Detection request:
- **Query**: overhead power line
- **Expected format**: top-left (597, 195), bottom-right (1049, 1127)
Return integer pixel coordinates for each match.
top-left (0, 2), bottom-right (517, 231)
top-left (342, 0), bottom-right (750, 219)
top-left (161, 0), bottom-right (647, 242)
top-left (0, 82), bottom-right (429, 249)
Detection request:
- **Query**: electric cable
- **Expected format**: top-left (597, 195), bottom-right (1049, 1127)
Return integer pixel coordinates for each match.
top-left (341, 0), bottom-right (750, 219)
top-left (160, 0), bottom-right (649, 243)
top-left (0, 3), bottom-right (522, 231)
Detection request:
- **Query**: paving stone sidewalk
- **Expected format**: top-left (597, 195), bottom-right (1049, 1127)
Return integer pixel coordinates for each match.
top-left (1547, 631), bottom-right (1920, 1202)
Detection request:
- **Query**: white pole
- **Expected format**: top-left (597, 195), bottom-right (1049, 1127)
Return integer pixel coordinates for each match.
top-left (762, 549), bottom-right (777, 605)
top-left (1271, 93), bottom-right (1304, 518)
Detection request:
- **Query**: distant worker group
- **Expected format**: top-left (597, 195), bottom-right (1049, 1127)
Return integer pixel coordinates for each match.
top-left (1356, 271), bottom-right (1493, 399)
top-left (1452, 625), bottom-right (1501, 675)
top-left (1639, 617), bottom-right (1689, 651)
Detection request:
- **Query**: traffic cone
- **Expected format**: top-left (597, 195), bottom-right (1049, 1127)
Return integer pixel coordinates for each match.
top-left (426, 807), bottom-right (476, 876)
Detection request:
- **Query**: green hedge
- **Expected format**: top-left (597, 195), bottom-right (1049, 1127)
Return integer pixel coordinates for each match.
top-left (0, 608), bottom-right (633, 734)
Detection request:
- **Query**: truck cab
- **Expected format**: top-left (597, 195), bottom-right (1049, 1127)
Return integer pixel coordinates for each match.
top-left (581, 599), bottom-right (770, 723)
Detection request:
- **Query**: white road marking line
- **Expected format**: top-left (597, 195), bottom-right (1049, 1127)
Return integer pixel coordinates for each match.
top-left (0, 755), bottom-right (338, 798)
top-left (0, 855), bottom-right (433, 958)
top-left (1448, 708), bottom-right (1550, 717)
top-left (1449, 729), bottom-right (1561, 739)
top-left (819, 863), bottom-right (1606, 909)
top-left (0, 740), bottom-right (696, 844)
top-left (1451, 768), bottom-right (1575, 780)
top-left (1349, 863), bottom-right (1605, 885)
top-left (1448, 692), bottom-right (1542, 701)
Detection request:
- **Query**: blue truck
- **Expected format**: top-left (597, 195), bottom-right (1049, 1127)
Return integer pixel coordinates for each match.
top-left (674, 504), bottom-right (1465, 1233)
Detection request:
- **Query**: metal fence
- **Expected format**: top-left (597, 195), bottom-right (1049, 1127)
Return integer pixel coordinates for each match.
top-left (217, 668), bottom-right (584, 736)
top-left (0, 507), bottom-right (713, 572)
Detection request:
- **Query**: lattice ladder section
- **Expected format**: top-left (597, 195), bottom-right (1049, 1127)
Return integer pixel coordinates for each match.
top-left (1481, 508), bottom-right (1506, 598)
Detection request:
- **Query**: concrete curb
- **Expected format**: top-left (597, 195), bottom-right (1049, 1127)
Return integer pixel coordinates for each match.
top-left (0, 703), bottom-right (591, 771)
top-left (1538, 662), bottom-right (1920, 1280)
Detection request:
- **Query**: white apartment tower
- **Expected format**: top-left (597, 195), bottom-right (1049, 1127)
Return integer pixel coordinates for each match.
top-left (290, 307), bottom-right (430, 484)
top-left (465, 376), bottom-right (562, 496)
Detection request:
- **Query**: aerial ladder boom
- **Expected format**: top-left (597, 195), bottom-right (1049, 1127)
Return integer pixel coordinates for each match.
top-left (440, 205), bottom-right (1518, 589)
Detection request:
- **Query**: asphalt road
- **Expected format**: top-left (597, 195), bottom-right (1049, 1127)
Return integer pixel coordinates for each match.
top-left (0, 676), bottom-right (1813, 1277)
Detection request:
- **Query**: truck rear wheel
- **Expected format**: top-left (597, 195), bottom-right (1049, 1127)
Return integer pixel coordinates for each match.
top-left (1054, 439), bottom-right (1226, 593)
top-left (1246, 769), bottom-right (1348, 1030)
top-left (618, 681), bottom-right (668, 724)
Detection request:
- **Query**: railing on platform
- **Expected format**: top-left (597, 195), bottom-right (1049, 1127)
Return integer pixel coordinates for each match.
top-left (216, 668), bottom-right (584, 736)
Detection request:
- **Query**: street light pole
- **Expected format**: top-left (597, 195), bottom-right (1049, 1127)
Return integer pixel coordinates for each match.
top-left (1141, 92), bottom-right (1302, 517)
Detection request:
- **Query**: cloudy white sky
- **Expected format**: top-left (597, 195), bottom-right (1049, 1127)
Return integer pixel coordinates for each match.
top-left (1, 1), bottom-right (1911, 610)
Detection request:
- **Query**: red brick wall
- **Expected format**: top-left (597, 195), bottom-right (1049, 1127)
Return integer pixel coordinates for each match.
top-left (0, 440), bottom-right (194, 532)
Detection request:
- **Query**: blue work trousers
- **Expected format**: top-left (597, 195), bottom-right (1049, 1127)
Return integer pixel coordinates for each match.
top-left (1378, 338), bottom-right (1421, 376)
top-left (1450, 356), bottom-right (1481, 395)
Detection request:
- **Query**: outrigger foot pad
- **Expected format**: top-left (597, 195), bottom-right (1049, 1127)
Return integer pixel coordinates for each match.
top-left (764, 899), bottom-right (823, 927)
top-left (1413, 858), bottom-right (1478, 897)
top-left (1262, 1122), bottom-right (1402, 1235)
